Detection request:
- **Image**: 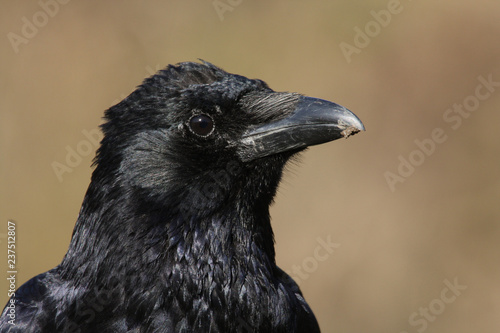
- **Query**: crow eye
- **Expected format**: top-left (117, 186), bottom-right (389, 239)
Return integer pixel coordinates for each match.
top-left (189, 114), bottom-right (214, 136)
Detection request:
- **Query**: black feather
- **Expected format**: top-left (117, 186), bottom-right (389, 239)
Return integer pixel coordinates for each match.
top-left (1, 61), bottom-right (364, 332)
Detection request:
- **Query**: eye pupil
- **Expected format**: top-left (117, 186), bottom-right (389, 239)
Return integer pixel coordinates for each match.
top-left (189, 115), bottom-right (214, 136)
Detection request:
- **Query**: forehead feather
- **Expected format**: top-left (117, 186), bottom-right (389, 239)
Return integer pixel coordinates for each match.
top-left (181, 74), bottom-right (265, 104)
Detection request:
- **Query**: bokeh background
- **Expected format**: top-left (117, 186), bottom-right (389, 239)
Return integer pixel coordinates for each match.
top-left (1, 1), bottom-right (499, 332)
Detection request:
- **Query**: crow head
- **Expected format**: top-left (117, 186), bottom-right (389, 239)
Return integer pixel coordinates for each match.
top-left (94, 61), bottom-right (364, 222)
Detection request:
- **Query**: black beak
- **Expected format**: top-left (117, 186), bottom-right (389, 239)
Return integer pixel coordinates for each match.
top-left (237, 96), bottom-right (365, 162)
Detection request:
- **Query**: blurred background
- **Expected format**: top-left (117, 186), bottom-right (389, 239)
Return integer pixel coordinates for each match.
top-left (1, 1), bottom-right (499, 332)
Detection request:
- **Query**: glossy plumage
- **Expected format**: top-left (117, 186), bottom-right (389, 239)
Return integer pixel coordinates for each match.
top-left (0, 61), bottom-right (363, 332)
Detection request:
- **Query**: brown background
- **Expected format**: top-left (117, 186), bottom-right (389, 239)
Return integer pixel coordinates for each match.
top-left (1, 1), bottom-right (499, 332)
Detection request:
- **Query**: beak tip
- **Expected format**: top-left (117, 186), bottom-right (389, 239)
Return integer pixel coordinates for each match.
top-left (339, 110), bottom-right (365, 138)
top-left (341, 125), bottom-right (364, 139)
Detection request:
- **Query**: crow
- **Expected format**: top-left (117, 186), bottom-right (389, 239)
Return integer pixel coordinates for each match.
top-left (0, 61), bottom-right (364, 332)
